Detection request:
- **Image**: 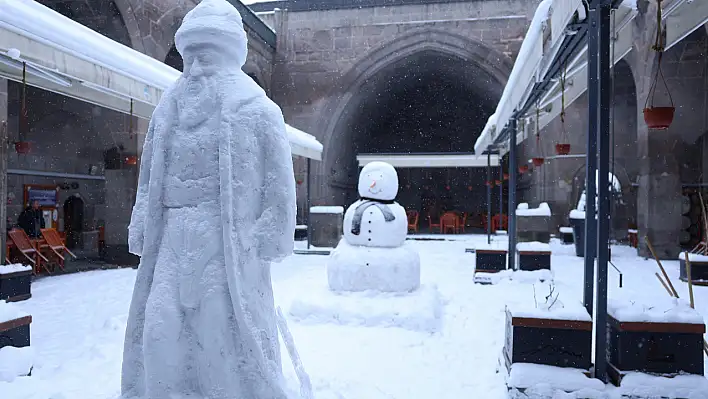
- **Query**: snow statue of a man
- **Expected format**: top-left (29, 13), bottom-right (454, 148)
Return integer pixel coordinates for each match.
top-left (120, 0), bottom-right (296, 398)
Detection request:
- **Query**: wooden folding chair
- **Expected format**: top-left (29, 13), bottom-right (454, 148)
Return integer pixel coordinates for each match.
top-left (41, 228), bottom-right (76, 271)
top-left (407, 210), bottom-right (419, 233)
top-left (8, 228), bottom-right (50, 274)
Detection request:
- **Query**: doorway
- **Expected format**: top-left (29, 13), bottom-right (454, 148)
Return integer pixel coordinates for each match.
top-left (64, 195), bottom-right (84, 249)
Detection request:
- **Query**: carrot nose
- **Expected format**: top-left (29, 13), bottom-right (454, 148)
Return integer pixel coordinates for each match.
top-left (370, 180), bottom-right (376, 188)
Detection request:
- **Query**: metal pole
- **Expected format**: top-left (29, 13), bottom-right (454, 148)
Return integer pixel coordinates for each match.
top-left (584, 6), bottom-right (599, 316)
top-left (593, 1), bottom-right (612, 383)
top-left (306, 158), bottom-right (312, 250)
top-left (508, 117), bottom-right (518, 270)
top-left (487, 151), bottom-right (492, 244)
top-left (499, 159), bottom-right (504, 227)
top-left (0, 119), bottom-right (7, 265)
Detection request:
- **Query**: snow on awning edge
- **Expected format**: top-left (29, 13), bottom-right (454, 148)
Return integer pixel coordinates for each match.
top-left (286, 124), bottom-right (323, 161)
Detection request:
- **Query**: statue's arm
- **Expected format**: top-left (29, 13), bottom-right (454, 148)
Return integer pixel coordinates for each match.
top-left (127, 120), bottom-right (155, 257)
top-left (250, 101), bottom-right (297, 262)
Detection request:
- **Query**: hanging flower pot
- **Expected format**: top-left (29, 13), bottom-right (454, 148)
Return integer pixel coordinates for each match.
top-left (532, 157), bottom-right (545, 167)
top-left (467, 185), bottom-right (473, 191)
top-left (445, 185), bottom-right (451, 191)
top-left (486, 181), bottom-right (495, 188)
top-left (643, 2), bottom-right (675, 130)
top-left (503, 173), bottom-right (509, 181)
top-left (14, 141), bottom-right (31, 154)
top-left (296, 179), bottom-right (303, 185)
top-left (643, 107), bottom-right (675, 130)
top-left (519, 165), bottom-right (529, 174)
top-left (495, 180), bottom-right (502, 186)
top-left (124, 155), bottom-right (138, 166)
top-left (555, 143), bottom-right (571, 156)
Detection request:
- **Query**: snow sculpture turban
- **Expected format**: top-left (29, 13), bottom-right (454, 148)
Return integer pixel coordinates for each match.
top-left (175, 0), bottom-right (249, 67)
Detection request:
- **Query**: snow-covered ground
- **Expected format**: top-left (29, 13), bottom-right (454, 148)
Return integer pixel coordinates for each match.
top-left (2, 235), bottom-right (708, 398)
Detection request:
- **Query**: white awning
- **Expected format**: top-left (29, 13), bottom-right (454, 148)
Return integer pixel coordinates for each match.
top-left (474, 0), bottom-right (586, 154)
top-left (0, 0), bottom-right (323, 160)
top-left (357, 154), bottom-right (500, 168)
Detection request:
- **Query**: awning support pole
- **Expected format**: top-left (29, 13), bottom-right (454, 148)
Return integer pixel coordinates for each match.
top-left (306, 158), bottom-right (312, 250)
top-left (593, 0), bottom-right (612, 383)
top-left (584, 4), bottom-right (599, 317)
top-left (487, 151), bottom-right (492, 244)
top-left (0, 117), bottom-right (7, 265)
top-left (508, 117), bottom-right (518, 270)
top-left (499, 158), bottom-right (504, 226)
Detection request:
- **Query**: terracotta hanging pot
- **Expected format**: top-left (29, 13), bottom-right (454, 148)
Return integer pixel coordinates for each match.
top-left (15, 141), bottom-right (31, 154)
top-left (124, 155), bottom-right (138, 166)
top-left (518, 165), bottom-right (529, 174)
top-left (467, 185), bottom-right (473, 191)
top-left (555, 143), bottom-right (571, 155)
top-left (643, 106), bottom-right (675, 130)
top-left (503, 173), bottom-right (509, 181)
top-left (296, 179), bottom-right (303, 185)
top-left (445, 185), bottom-right (451, 191)
top-left (532, 157), bottom-right (545, 167)
top-left (486, 181), bottom-right (495, 188)
top-left (495, 180), bottom-right (502, 186)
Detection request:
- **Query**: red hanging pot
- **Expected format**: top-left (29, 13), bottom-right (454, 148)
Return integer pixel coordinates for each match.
top-left (296, 179), bottom-right (303, 185)
top-left (15, 141), bottom-right (31, 154)
top-left (555, 143), bottom-right (571, 155)
top-left (445, 185), bottom-right (451, 191)
top-left (485, 181), bottom-right (495, 188)
top-left (495, 180), bottom-right (502, 186)
top-left (124, 155), bottom-right (138, 166)
top-left (503, 173), bottom-right (509, 181)
top-left (518, 165), bottom-right (529, 174)
top-left (532, 157), bottom-right (545, 167)
top-left (467, 185), bottom-right (473, 191)
top-left (643, 107), bottom-right (675, 130)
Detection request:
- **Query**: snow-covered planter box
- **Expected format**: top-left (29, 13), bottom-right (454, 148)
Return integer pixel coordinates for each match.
top-left (309, 206), bottom-right (344, 248)
top-left (506, 363), bottom-right (604, 399)
top-left (607, 300), bottom-right (705, 382)
top-left (294, 224), bottom-right (308, 241)
top-left (473, 242), bottom-right (508, 274)
top-left (678, 252), bottom-right (708, 285)
top-left (0, 302), bottom-right (31, 349)
top-left (516, 242), bottom-right (551, 271)
top-left (516, 203), bottom-right (552, 243)
top-left (559, 227), bottom-right (573, 244)
top-left (0, 264), bottom-right (33, 302)
top-left (504, 299), bottom-right (593, 371)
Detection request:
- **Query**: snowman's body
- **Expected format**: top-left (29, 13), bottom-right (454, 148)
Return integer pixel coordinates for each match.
top-left (327, 161), bottom-right (421, 293)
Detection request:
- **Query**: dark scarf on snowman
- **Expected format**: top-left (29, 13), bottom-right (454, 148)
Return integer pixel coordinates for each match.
top-left (351, 196), bottom-right (396, 236)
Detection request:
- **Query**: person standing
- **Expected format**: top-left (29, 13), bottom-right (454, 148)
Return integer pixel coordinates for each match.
top-left (17, 200), bottom-right (44, 238)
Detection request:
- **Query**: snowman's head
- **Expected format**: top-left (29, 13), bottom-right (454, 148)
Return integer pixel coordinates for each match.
top-left (357, 161), bottom-right (399, 201)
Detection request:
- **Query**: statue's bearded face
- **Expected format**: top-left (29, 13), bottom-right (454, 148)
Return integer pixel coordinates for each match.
top-left (176, 44), bottom-right (224, 128)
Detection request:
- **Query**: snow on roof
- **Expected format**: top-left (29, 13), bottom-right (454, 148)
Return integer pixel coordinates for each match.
top-left (0, 0), bottom-right (180, 91)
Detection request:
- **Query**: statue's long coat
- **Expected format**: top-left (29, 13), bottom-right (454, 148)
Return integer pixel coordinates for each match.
top-left (121, 71), bottom-right (296, 398)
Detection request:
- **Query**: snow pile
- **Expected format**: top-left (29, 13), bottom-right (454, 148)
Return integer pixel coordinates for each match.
top-left (569, 209), bottom-right (586, 220)
top-left (678, 252), bottom-right (708, 262)
top-left (559, 227), bottom-right (573, 234)
top-left (476, 269), bottom-right (553, 285)
top-left (618, 372), bottom-right (708, 398)
top-left (507, 363), bottom-right (605, 394)
top-left (310, 206), bottom-right (344, 214)
top-left (517, 242), bottom-right (552, 252)
top-left (620, 0), bottom-right (638, 10)
top-left (608, 298), bottom-right (705, 324)
top-left (288, 284), bottom-right (444, 333)
top-left (327, 240), bottom-right (420, 292)
top-left (516, 202), bottom-right (551, 217)
top-left (0, 301), bottom-right (29, 324)
top-left (0, 346), bottom-right (33, 383)
top-left (0, 263), bottom-right (32, 274)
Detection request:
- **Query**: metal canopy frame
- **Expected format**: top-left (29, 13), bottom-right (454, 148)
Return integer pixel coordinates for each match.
top-left (357, 153), bottom-right (500, 168)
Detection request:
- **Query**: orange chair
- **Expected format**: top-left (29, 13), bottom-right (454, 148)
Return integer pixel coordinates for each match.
top-left (440, 212), bottom-right (459, 234)
top-left (41, 228), bottom-right (76, 271)
top-left (457, 212), bottom-right (468, 233)
top-left (427, 214), bottom-right (442, 233)
top-left (407, 210), bottom-right (419, 233)
top-left (8, 228), bottom-right (50, 274)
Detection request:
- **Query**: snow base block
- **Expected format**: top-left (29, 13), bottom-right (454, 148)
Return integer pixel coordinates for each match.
top-left (0, 269), bottom-right (32, 302)
top-left (517, 251), bottom-right (551, 272)
top-left (288, 284), bottom-right (443, 333)
top-left (505, 363), bottom-right (603, 399)
top-left (327, 241), bottom-right (421, 293)
top-left (679, 259), bottom-right (708, 285)
top-left (607, 315), bottom-right (705, 379)
top-left (475, 249), bottom-right (507, 273)
top-left (504, 310), bottom-right (592, 370)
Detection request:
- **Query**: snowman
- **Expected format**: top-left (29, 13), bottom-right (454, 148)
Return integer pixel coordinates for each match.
top-left (327, 161), bottom-right (421, 293)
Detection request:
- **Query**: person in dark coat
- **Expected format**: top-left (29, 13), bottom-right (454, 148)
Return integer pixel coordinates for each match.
top-left (17, 200), bottom-right (45, 238)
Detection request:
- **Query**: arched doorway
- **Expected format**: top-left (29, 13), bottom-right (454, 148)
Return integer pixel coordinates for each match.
top-left (64, 195), bottom-right (84, 249)
top-left (323, 34), bottom-right (510, 222)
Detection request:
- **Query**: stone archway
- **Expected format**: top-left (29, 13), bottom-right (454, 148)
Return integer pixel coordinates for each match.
top-left (319, 30), bottom-right (512, 209)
